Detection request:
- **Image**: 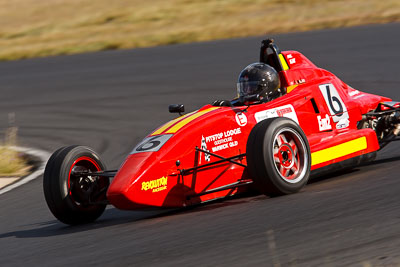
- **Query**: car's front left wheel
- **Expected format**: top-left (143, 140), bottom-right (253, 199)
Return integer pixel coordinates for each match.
top-left (43, 145), bottom-right (109, 225)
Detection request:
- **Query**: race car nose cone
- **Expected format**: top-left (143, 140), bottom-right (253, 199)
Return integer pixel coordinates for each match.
top-left (107, 153), bottom-right (152, 209)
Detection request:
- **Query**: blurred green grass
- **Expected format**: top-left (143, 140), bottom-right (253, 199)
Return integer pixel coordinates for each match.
top-left (0, 0), bottom-right (399, 60)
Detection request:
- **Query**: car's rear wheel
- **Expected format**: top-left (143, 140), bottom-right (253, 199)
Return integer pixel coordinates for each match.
top-left (43, 145), bottom-right (109, 225)
top-left (246, 117), bottom-right (311, 196)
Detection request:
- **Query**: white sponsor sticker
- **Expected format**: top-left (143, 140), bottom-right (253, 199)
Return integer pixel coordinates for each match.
top-left (205, 128), bottom-right (241, 144)
top-left (348, 90), bottom-right (360, 97)
top-left (336, 118), bottom-right (350, 129)
top-left (203, 128), bottom-right (241, 153)
top-left (317, 114), bottom-right (332, 131)
top-left (254, 104), bottom-right (299, 124)
top-left (352, 94), bottom-right (365, 100)
top-left (235, 112), bottom-right (247, 126)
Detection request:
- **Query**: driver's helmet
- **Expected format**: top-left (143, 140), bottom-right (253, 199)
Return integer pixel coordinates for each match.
top-left (237, 63), bottom-right (281, 101)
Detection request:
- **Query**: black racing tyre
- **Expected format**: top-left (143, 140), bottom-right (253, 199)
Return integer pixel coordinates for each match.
top-left (43, 145), bottom-right (109, 225)
top-left (246, 117), bottom-right (311, 196)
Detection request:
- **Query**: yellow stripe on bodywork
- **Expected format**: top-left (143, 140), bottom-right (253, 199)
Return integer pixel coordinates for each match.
top-left (151, 112), bottom-right (194, 135)
top-left (286, 84), bottom-right (298, 93)
top-left (311, 137), bottom-right (367, 166)
top-left (279, 54), bottom-right (289, 71)
top-left (165, 107), bottom-right (219, 134)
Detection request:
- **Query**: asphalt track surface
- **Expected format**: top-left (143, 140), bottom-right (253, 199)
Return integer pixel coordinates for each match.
top-left (0, 23), bottom-right (400, 266)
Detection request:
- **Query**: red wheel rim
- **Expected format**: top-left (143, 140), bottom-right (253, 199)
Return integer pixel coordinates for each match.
top-left (272, 127), bottom-right (308, 183)
top-left (68, 156), bottom-right (102, 205)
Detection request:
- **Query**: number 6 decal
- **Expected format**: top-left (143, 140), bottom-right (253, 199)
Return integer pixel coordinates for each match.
top-left (319, 83), bottom-right (349, 123)
top-left (131, 134), bottom-right (173, 154)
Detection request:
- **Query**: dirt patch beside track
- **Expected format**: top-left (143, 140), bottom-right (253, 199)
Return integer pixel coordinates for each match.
top-left (0, 146), bottom-right (30, 178)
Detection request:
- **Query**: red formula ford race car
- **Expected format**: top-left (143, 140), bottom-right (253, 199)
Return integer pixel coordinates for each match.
top-left (44, 39), bottom-right (400, 225)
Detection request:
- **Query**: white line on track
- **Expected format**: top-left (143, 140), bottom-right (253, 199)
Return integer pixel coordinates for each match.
top-left (0, 146), bottom-right (51, 195)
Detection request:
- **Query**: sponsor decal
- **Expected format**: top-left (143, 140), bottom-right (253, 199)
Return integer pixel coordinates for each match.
top-left (287, 54), bottom-right (296, 65)
top-left (352, 94), bottom-right (365, 100)
top-left (212, 141), bottom-right (238, 152)
top-left (141, 176), bottom-right (168, 193)
top-left (336, 118), bottom-right (350, 129)
top-left (254, 104), bottom-right (299, 124)
top-left (200, 135), bottom-right (211, 162)
top-left (205, 128), bottom-right (241, 143)
top-left (296, 78), bottom-right (306, 84)
top-left (348, 90), bottom-right (360, 97)
top-left (203, 128), bottom-right (241, 153)
top-left (317, 114), bottom-right (332, 131)
top-left (320, 136), bottom-right (334, 143)
top-left (347, 87), bottom-right (364, 99)
top-left (235, 112), bottom-right (247, 127)
top-left (319, 83), bottom-right (350, 129)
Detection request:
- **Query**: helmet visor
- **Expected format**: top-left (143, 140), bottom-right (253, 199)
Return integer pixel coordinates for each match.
top-left (237, 81), bottom-right (262, 97)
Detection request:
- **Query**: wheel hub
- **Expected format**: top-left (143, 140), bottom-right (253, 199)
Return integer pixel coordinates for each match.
top-left (278, 144), bottom-right (294, 169)
top-left (71, 166), bottom-right (97, 204)
top-left (272, 129), bottom-right (307, 183)
top-left (79, 176), bottom-right (95, 192)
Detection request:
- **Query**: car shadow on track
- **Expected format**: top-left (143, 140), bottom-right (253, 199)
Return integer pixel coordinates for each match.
top-left (0, 211), bottom-right (173, 239)
top-left (2, 155), bottom-right (399, 239)
top-left (0, 192), bottom-right (265, 239)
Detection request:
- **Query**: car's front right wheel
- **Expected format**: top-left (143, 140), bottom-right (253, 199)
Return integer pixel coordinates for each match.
top-left (246, 117), bottom-right (311, 196)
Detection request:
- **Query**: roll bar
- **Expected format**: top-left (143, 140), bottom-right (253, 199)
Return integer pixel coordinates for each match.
top-left (259, 38), bottom-right (286, 72)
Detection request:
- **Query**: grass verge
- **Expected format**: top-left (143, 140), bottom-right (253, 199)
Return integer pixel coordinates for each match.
top-left (0, 0), bottom-right (399, 60)
top-left (0, 147), bottom-right (30, 177)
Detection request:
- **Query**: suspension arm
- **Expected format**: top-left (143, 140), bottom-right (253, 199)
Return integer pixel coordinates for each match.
top-left (178, 149), bottom-right (246, 176)
top-left (71, 170), bottom-right (118, 178)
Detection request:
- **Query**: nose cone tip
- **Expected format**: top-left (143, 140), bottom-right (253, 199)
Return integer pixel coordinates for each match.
top-left (106, 153), bottom-right (152, 209)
